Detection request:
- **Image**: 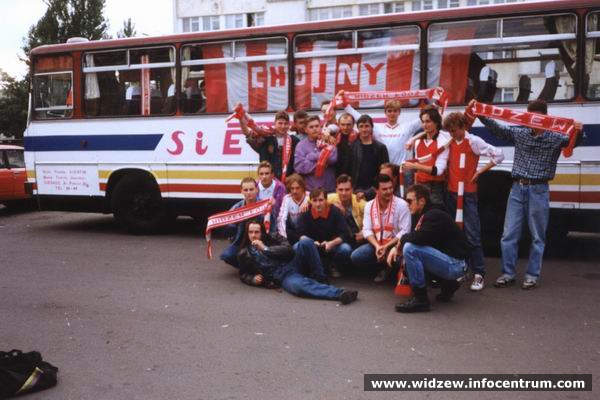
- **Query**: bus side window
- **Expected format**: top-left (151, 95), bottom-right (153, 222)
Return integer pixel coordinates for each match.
top-left (429, 14), bottom-right (578, 105)
top-left (182, 38), bottom-right (288, 114)
top-left (585, 12), bottom-right (600, 99)
top-left (32, 55), bottom-right (73, 120)
top-left (293, 26), bottom-right (420, 110)
top-left (84, 47), bottom-right (175, 117)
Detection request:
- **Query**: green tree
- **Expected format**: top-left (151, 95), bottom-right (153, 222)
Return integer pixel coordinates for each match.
top-left (22, 0), bottom-right (109, 57)
top-left (117, 18), bottom-right (136, 38)
top-left (0, 71), bottom-right (29, 139)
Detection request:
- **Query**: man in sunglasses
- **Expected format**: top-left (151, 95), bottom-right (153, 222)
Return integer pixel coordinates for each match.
top-left (391, 184), bottom-right (470, 313)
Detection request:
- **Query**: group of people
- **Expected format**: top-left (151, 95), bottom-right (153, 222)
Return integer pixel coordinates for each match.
top-left (216, 93), bottom-right (582, 313)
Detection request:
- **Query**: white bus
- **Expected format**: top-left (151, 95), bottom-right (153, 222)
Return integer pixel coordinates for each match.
top-left (25, 0), bottom-right (599, 238)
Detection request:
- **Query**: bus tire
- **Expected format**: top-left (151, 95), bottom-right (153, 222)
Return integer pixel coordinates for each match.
top-left (111, 173), bottom-right (169, 234)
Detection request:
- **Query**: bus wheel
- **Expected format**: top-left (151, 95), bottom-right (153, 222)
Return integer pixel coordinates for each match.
top-left (111, 174), bottom-right (169, 234)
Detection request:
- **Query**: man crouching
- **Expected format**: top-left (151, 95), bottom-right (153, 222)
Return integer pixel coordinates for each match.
top-left (237, 219), bottom-right (358, 305)
top-left (395, 185), bottom-right (470, 313)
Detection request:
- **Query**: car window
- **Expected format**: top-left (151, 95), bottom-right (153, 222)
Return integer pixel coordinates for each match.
top-left (6, 150), bottom-right (25, 168)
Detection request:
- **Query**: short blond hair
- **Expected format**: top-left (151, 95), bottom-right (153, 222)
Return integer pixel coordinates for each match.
top-left (384, 99), bottom-right (402, 111)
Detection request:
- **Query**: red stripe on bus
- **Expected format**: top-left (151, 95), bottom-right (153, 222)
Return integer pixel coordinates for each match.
top-left (160, 183), bottom-right (240, 193)
top-left (550, 191), bottom-right (600, 203)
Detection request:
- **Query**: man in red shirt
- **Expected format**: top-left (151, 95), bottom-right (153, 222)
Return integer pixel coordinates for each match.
top-left (443, 112), bottom-right (504, 291)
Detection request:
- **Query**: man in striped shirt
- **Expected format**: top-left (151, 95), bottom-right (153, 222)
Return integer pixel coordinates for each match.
top-left (472, 99), bottom-right (583, 290)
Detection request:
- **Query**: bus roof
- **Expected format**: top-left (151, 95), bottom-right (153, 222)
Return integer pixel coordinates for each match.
top-left (31, 0), bottom-right (598, 56)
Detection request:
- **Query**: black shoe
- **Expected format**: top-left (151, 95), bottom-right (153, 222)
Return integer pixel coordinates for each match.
top-left (395, 287), bottom-right (430, 313)
top-left (436, 279), bottom-right (462, 302)
top-left (339, 290), bottom-right (358, 305)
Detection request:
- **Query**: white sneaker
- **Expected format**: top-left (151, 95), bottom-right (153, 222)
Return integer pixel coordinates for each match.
top-left (470, 274), bottom-right (484, 291)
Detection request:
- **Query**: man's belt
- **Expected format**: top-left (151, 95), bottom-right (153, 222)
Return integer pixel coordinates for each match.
top-left (514, 178), bottom-right (548, 185)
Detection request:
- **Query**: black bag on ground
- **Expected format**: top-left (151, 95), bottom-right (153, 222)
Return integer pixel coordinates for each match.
top-left (0, 350), bottom-right (58, 399)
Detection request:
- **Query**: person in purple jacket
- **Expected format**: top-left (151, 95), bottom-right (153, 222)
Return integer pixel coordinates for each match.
top-left (256, 161), bottom-right (286, 223)
top-left (293, 115), bottom-right (338, 192)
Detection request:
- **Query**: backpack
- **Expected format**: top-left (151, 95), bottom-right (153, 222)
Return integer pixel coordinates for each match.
top-left (0, 350), bottom-right (58, 399)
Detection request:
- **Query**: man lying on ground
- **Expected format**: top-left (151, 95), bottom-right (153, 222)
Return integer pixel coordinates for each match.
top-left (237, 219), bottom-right (358, 305)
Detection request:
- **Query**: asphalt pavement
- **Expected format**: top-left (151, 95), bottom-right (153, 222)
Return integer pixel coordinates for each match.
top-left (1, 207), bottom-right (598, 400)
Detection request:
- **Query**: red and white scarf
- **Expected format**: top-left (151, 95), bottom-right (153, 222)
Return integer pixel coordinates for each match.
top-left (371, 196), bottom-right (396, 245)
top-left (205, 198), bottom-right (272, 259)
top-left (315, 139), bottom-right (335, 178)
top-left (280, 134), bottom-right (292, 182)
top-left (334, 87), bottom-right (449, 114)
top-left (455, 152), bottom-right (466, 229)
top-left (226, 103), bottom-right (273, 136)
top-left (465, 101), bottom-right (580, 157)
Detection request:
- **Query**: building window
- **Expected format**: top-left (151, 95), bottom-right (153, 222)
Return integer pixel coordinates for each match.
top-left (182, 17), bottom-right (202, 32)
top-left (384, 2), bottom-right (405, 13)
top-left (202, 15), bottom-right (220, 31)
top-left (191, 17), bottom-right (200, 31)
top-left (438, 0), bottom-right (448, 8)
top-left (412, 1), bottom-right (421, 11)
top-left (308, 6), bottom-right (352, 21)
top-left (248, 12), bottom-right (265, 27)
top-left (359, 3), bottom-right (382, 16)
top-left (449, 0), bottom-right (460, 7)
top-left (225, 14), bottom-right (244, 29)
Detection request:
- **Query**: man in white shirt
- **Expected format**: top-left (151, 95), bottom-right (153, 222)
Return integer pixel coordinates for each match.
top-left (350, 174), bottom-right (411, 283)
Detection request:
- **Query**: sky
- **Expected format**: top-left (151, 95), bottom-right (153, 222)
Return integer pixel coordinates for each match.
top-left (0, 0), bottom-right (172, 79)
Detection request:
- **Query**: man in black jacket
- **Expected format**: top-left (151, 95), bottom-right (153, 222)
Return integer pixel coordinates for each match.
top-left (237, 220), bottom-right (358, 304)
top-left (395, 184), bottom-right (470, 313)
top-left (350, 115), bottom-right (390, 194)
top-left (240, 110), bottom-right (300, 181)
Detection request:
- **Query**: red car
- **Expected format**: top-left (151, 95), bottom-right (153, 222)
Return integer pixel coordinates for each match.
top-left (0, 144), bottom-right (30, 206)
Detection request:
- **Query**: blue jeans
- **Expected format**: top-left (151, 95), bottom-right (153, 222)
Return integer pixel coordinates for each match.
top-left (403, 243), bottom-right (467, 288)
top-left (331, 242), bottom-right (353, 266)
top-left (282, 238), bottom-right (343, 300)
top-left (446, 191), bottom-right (485, 275)
top-left (501, 182), bottom-right (550, 281)
top-left (281, 273), bottom-right (343, 300)
top-left (294, 237), bottom-right (352, 275)
top-left (350, 243), bottom-right (381, 270)
top-left (289, 237), bottom-right (328, 281)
